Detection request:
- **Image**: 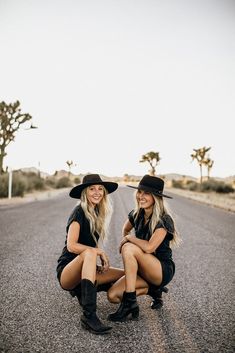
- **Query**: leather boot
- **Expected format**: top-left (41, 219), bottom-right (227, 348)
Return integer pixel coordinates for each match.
top-left (108, 291), bottom-right (139, 322)
top-left (148, 285), bottom-right (168, 309)
top-left (80, 279), bottom-right (112, 335)
top-left (69, 283), bottom-right (82, 305)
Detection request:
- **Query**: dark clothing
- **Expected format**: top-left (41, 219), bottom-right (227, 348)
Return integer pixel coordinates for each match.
top-left (160, 259), bottom-right (175, 287)
top-left (56, 204), bottom-right (99, 281)
top-left (128, 209), bottom-right (175, 286)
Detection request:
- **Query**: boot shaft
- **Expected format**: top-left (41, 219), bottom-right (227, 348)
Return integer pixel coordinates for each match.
top-left (80, 279), bottom-right (97, 313)
top-left (80, 279), bottom-right (112, 334)
top-left (108, 291), bottom-right (139, 322)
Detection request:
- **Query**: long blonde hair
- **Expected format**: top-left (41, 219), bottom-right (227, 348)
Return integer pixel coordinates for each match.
top-left (133, 191), bottom-right (181, 247)
top-left (80, 186), bottom-right (113, 245)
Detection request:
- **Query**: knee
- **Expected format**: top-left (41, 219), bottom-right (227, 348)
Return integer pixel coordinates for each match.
top-left (107, 288), bottom-right (122, 304)
top-left (121, 242), bottom-right (140, 257)
top-left (80, 248), bottom-right (97, 260)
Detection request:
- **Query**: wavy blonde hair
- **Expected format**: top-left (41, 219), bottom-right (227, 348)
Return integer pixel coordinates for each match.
top-left (133, 191), bottom-right (181, 247)
top-left (80, 186), bottom-right (113, 245)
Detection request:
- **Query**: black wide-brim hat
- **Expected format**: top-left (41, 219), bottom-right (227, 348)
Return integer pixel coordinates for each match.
top-left (69, 174), bottom-right (118, 199)
top-left (127, 174), bottom-right (172, 199)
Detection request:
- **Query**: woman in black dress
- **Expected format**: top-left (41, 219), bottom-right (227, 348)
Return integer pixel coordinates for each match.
top-left (56, 174), bottom-right (124, 334)
top-left (107, 175), bottom-right (180, 322)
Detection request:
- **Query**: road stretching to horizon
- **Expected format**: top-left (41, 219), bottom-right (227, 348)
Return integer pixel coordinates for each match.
top-left (0, 186), bottom-right (234, 353)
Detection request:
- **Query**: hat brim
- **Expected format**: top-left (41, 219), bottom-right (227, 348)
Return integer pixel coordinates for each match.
top-left (69, 181), bottom-right (118, 199)
top-left (127, 185), bottom-right (173, 199)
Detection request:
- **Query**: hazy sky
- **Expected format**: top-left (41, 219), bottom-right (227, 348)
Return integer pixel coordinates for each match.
top-left (1, 0), bottom-right (234, 178)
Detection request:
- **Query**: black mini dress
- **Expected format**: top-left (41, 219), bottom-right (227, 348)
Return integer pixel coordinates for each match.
top-left (56, 204), bottom-right (99, 283)
top-left (128, 209), bottom-right (175, 287)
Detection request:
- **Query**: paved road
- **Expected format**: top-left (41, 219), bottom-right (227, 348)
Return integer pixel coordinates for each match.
top-left (0, 186), bottom-right (234, 353)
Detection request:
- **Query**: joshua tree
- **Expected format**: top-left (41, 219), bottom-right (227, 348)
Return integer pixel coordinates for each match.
top-left (191, 146), bottom-right (211, 184)
top-left (139, 151), bottom-right (161, 176)
top-left (0, 101), bottom-right (33, 174)
top-left (66, 160), bottom-right (74, 177)
top-left (203, 158), bottom-right (214, 180)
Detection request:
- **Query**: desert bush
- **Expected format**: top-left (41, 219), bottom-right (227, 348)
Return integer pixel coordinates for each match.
top-left (187, 181), bottom-right (199, 191)
top-left (22, 172), bottom-right (45, 191)
top-left (171, 178), bottom-right (234, 194)
top-left (200, 179), bottom-right (217, 192)
top-left (74, 177), bottom-right (81, 184)
top-left (215, 183), bottom-right (234, 193)
top-left (0, 174), bottom-right (9, 197)
top-left (0, 171), bottom-right (74, 198)
top-left (0, 172), bottom-right (27, 197)
top-left (172, 179), bottom-right (184, 189)
top-left (45, 177), bottom-right (57, 188)
top-left (0, 171), bottom-right (46, 198)
top-left (201, 179), bottom-right (234, 193)
top-left (56, 176), bottom-right (73, 188)
top-left (12, 174), bottom-right (27, 196)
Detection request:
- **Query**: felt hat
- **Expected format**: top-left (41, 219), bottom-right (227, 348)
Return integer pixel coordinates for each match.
top-left (69, 174), bottom-right (118, 199)
top-left (127, 174), bottom-right (172, 199)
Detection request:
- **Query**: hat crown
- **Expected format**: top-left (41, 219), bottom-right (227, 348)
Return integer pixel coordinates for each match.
top-left (126, 174), bottom-right (172, 198)
top-left (69, 173), bottom-right (118, 199)
top-left (82, 174), bottom-right (103, 184)
top-left (139, 175), bottom-right (164, 193)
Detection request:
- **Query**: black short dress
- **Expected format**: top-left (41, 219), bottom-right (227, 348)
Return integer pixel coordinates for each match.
top-left (56, 204), bottom-right (99, 284)
top-left (128, 209), bottom-right (175, 287)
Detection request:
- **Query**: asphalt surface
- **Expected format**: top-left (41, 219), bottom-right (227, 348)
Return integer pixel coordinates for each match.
top-left (0, 186), bottom-right (234, 353)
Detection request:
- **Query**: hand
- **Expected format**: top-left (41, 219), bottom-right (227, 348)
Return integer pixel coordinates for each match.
top-left (96, 265), bottom-right (105, 274)
top-left (119, 235), bottom-right (130, 253)
top-left (99, 251), bottom-right (110, 272)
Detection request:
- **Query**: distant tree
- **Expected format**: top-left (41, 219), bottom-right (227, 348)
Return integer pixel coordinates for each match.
top-left (203, 157), bottom-right (214, 180)
top-left (66, 160), bottom-right (74, 177)
top-left (123, 173), bottom-right (130, 182)
top-left (0, 101), bottom-right (32, 174)
top-left (191, 146), bottom-right (211, 184)
top-left (139, 151), bottom-right (161, 176)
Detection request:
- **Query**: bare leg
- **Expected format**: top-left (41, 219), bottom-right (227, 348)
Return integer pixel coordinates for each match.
top-left (107, 242), bottom-right (163, 303)
top-left (121, 242), bottom-right (163, 285)
top-left (121, 242), bottom-right (140, 292)
top-left (60, 248), bottom-right (98, 290)
top-left (107, 275), bottom-right (149, 303)
top-left (96, 267), bottom-right (124, 286)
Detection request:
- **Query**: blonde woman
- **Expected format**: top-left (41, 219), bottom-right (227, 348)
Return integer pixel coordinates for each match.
top-left (107, 175), bottom-right (180, 322)
top-left (56, 174), bottom-right (124, 334)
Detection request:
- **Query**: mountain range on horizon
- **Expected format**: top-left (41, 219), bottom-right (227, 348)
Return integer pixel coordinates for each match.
top-left (16, 167), bottom-right (234, 183)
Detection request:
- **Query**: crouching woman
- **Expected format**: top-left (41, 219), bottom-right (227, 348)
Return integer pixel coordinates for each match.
top-left (107, 175), bottom-right (180, 322)
top-left (56, 174), bottom-right (124, 334)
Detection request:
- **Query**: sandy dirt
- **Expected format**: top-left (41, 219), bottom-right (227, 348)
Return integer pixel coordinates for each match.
top-left (166, 187), bottom-right (235, 213)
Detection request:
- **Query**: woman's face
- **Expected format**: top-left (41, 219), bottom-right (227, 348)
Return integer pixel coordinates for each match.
top-left (136, 190), bottom-right (155, 210)
top-left (86, 184), bottom-right (105, 206)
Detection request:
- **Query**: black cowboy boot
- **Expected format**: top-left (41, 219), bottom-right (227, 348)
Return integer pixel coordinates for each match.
top-left (80, 279), bottom-right (112, 335)
top-left (69, 283), bottom-right (82, 305)
top-left (108, 291), bottom-right (139, 322)
top-left (148, 285), bottom-right (168, 309)
top-left (70, 281), bottom-right (113, 305)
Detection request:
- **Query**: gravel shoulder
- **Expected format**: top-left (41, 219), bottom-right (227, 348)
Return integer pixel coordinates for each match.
top-left (166, 187), bottom-right (235, 213)
top-left (0, 187), bottom-right (70, 206)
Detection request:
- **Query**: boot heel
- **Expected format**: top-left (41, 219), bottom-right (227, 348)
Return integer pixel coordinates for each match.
top-left (131, 307), bottom-right (139, 320)
top-left (81, 319), bottom-right (89, 330)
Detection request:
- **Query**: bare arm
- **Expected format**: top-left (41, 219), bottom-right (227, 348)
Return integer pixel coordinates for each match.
top-left (67, 221), bottom-right (109, 270)
top-left (122, 219), bottom-right (133, 236)
top-left (120, 227), bottom-right (167, 254)
top-left (118, 219), bottom-right (133, 252)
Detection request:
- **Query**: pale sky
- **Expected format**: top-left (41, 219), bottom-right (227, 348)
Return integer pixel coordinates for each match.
top-left (0, 0), bottom-right (234, 178)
